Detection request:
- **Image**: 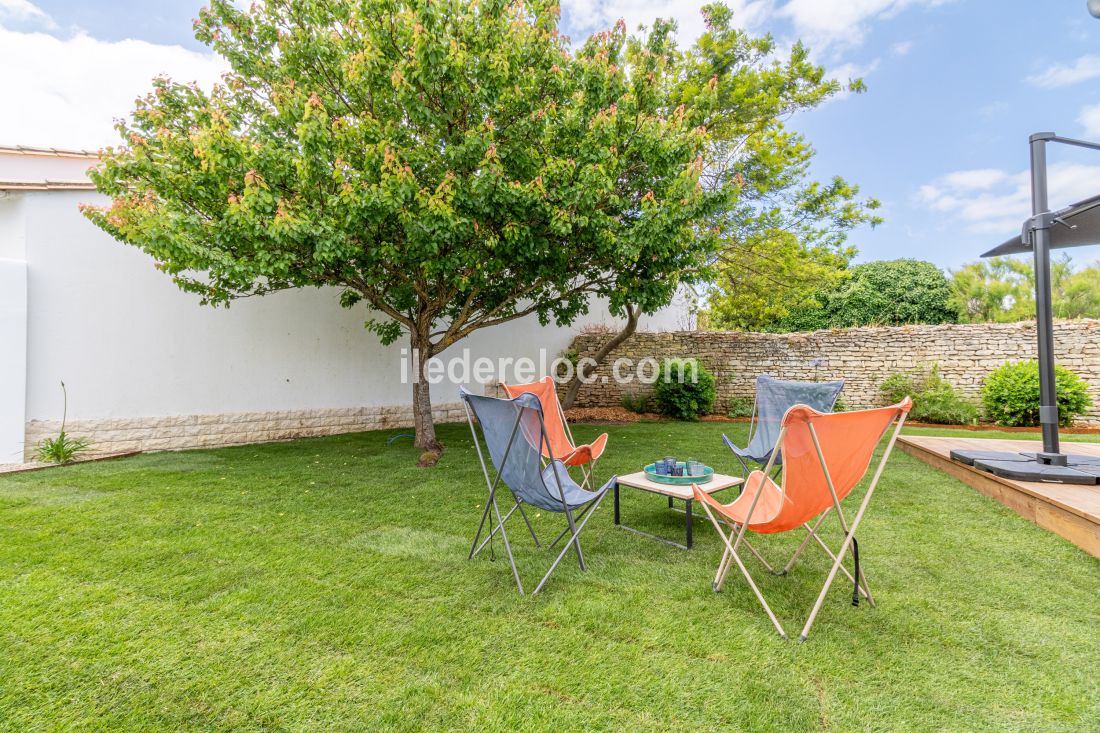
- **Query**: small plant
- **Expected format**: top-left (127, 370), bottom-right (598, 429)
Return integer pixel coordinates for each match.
top-left (832, 395), bottom-right (849, 412)
top-left (726, 396), bottom-right (754, 419)
top-left (982, 360), bottom-right (1092, 427)
top-left (653, 358), bottom-right (717, 420)
top-left (35, 381), bottom-right (91, 464)
top-left (621, 390), bottom-right (651, 414)
top-left (880, 365), bottom-right (979, 425)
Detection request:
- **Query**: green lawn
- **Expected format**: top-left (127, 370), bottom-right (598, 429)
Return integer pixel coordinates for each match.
top-left (0, 421), bottom-right (1097, 731)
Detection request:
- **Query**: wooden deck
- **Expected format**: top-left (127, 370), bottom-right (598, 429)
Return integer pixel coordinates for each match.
top-left (897, 435), bottom-right (1100, 558)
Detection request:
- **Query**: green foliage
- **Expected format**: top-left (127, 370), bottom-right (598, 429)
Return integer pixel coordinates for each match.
top-left (686, 6), bottom-right (882, 332)
top-left (726, 396), bottom-right (754, 418)
top-left (653, 359), bottom-right (716, 420)
top-left (82, 0), bottom-right (730, 448)
top-left (35, 432), bottom-right (91, 465)
top-left (982, 361), bottom-right (1092, 427)
top-left (621, 390), bottom-right (652, 415)
top-left (35, 381), bottom-right (91, 464)
top-left (880, 365), bottom-right (978, 425)
top-left (951, 254), bottom-right (1100, 323)
top-left (769, 259), bottom-right (959, 332)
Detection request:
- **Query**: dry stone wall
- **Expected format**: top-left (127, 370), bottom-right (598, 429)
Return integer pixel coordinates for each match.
top-left (569, 320), bottom-right (1100, 425)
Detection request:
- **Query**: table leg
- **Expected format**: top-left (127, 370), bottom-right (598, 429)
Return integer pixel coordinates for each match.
top-left (668, 496), bottom-right (673, 509)
top-left (613, 481), bottom-right (620, 525)
top-left (686, 499), bottom-right (693, 549)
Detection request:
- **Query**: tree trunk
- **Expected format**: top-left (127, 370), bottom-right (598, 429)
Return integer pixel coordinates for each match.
top-left (560, 304), bottom-right (641, 410)
top-left (410, 332), bottom-right (442, 453)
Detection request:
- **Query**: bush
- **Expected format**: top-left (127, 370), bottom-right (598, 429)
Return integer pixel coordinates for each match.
top-left (880, 365), bottom-right (979, 425)
top-left (774, 259), bottom-right (960, 332)
top-left (982, 361), bottom-right (1092, 427)
top-left (621, 390), bottom-right (651, 414)
top-left (653, 359), bottom-right (717, 420)
top-left (726, 396), bottom-right (754, 419)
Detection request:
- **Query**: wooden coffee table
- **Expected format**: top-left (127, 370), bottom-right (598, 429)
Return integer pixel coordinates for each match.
top-left (614, 471), bottom-right (744, 549)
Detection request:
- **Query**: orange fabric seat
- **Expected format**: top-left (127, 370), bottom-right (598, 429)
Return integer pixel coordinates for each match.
top-left (501, 377), bottom-right (608, 469)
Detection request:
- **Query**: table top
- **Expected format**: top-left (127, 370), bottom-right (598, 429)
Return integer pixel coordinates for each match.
top-left (615, 471), bottom-right (744, 501)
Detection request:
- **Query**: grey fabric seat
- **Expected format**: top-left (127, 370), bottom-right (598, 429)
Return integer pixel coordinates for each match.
top-left (460, 387), bottom-right (615, 595)
top-left (724, 375), bottom-right (844, 475)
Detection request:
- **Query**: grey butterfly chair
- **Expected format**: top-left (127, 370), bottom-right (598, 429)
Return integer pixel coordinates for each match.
top-left (724, 375), bottom-right (845, 477)
top-left (460, 387), bottom-right (616, 595)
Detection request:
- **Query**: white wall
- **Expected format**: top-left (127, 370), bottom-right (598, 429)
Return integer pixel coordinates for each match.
top-left (15, 190), bottom-right (683, 434)
top-left (0, 259), bottom-right (27, 463)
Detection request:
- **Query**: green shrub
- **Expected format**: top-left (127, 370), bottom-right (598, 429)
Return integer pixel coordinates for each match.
top-left (35, 431), bottom-right (91, 465)
top-left (880, 365), bottom-right (979, 425)
top-left (982, 360), bottom-right (1092, 427)
top-left (621, 390), bottom-right (651, 414)
top-left (832, 395), bottom-right (849, 412)
top-left (726, 396), bottom-right (754, 419)
top-left (34, 380), bottom-right (91, 464)
top-left (653, 359), bottom-right (717, 420)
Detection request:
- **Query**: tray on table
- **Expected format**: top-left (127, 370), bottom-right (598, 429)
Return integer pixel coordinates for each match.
top-left (643, 463), bottom-right (714, 485)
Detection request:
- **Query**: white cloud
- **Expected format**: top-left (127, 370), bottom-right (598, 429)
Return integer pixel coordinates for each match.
top-left (918, 163), bottom-right (1100, 234)
top-left (776, 0), bottom-right (948, 51)
top-left (1078, 102), bottom-right (1100, 138)
top-left (0, 0), bottom-right (53, 28)
top-left (560, 0), bottom-right (773, 46)
top-left (1026, 55), bottom-right (1100, 89)
top-left (890, 40), bottom-right (913, 56)
top-left (0, 25), bottom-right (226, 150)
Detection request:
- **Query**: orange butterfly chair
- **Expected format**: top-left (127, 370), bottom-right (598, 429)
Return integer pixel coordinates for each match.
top-left (501, 376), bottom-right (608, 490)
top-left (693, 398), bottom-right (912, 641)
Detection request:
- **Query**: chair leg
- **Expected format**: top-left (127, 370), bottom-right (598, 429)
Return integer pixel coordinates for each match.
top-left (471, 501), bottom-right (522, 559)
top-left (532, 490), bottom-right (608, 595)
top-left (547, 500), bottom-right (595, 550)
top-left (699, 501), bottom-right (787, 639)
top-left (491, 494), bottom-right (524, 595)
top-left (781, 512), bottom-right (829, 574)
top-left (803, 526), bottom-right (875, 606)
top-left (468, 492), bottom-right (495, 560)
top-left (564, 506), bottom-right (585, 571)
top-left (515, 500), bottom-right (541, 548)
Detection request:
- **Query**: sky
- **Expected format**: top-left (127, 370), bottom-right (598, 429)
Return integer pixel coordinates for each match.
top-left (2, 0), bottom-right (1100, 270)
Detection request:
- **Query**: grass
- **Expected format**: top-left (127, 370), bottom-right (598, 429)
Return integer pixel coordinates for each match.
top-left (0, 421), bottom-right (1097, 731)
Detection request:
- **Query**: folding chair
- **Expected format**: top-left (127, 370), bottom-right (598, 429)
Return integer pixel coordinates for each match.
top-left (724, 375), bottom-right (844, 477)
top-left (460, 387), bottom-right (616, 595)
top-left (502, 376), bottom-right (608, 489)
top-left (695, 397), bottom-right (912, 641)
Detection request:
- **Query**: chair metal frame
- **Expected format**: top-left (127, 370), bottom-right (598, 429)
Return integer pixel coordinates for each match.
top-left (698, 403), bottom-right (909, 641)
top-left (462, 391), bottom-right (613, 595)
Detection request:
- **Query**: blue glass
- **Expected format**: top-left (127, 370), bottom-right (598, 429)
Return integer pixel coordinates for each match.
top-left (653, 459), bottom-right (669, 476)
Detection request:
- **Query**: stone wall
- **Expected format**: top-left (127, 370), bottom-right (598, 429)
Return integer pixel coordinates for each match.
top-left (23, 402), bottom-right (467, 460)
top-left (569, 320), bottom-right (1100, 424)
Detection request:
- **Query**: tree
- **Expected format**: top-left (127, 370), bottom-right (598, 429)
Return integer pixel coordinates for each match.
top-left (689, 5), bottom-right (881, 332)
top-left (949, 257), bottom-right (1032, 323)
top-left (771, 259), bottom-right (959, 331)
top-left (83, 0), bottom-right (720, 453)
top-left (951, 254), bottom-right (1100, 322)
top-left (561, 3), bottom-right (881, 402)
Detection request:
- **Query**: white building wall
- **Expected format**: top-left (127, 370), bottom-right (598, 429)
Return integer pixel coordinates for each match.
top-left (4, 187), bottom-right (685, 461)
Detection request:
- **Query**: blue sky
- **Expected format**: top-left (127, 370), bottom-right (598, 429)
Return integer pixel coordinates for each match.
top-left (3, 0), bottom-right (1100, 269)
